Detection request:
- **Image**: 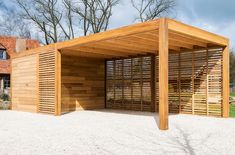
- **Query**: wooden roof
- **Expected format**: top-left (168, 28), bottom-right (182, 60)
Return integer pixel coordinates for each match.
top-left (13, 18), bottom-right (229, 59)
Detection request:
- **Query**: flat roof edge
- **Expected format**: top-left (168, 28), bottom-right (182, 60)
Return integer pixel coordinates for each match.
top-left (12, 44), bottom-right (56, 59)
top-left (167, 18), bottom-right (229, 46)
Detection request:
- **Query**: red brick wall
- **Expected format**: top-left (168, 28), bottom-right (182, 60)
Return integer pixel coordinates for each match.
top-left (0, 36), bottom-right (39, 74)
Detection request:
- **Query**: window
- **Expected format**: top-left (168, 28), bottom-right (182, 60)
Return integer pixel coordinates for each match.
top-left (0, 49), bottom-right (7, 60)
top-left (3, 76), bottom-right (10, 88)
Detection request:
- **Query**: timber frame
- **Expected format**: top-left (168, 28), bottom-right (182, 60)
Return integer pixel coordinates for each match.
top-left (11, 18), bottom-right (229, 130)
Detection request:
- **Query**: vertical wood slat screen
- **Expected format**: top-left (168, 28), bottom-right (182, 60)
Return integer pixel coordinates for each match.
top-left (106, 56), bottom-right (152, 112)
top-left (168, 48), bottom-right (222, 116)
top-left (155, 48), bottom-right (222, 116)
top-left (38, 52), bottom-right (56, 114)
top-left (207, 49), bottom-right (222, 116)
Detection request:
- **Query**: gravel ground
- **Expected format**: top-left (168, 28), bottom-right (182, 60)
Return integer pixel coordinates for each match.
top-left (0, 110), bottom-right (235, 155)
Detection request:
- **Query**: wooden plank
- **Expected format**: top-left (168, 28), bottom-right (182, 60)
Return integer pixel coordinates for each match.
top-left (158, 18), bottom-right (169, 130)
top-left (222, 43), bottom-right (229, 117)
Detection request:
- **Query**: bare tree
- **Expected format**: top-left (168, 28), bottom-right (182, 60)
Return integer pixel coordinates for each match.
top-left (14, 0), bottom-right (119, 44)
top-left (63, 0), bottom-right (75, 38)
top-left (71, 0), bottom-right (120, 35)
top-left (0, 2), bottom-right (31, 38)
top-left (16, 0), bottom-right (72, 44)
top-left (131, 0), bottom-right (175, 22)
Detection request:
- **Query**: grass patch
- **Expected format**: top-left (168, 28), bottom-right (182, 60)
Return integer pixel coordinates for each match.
top-left (230, 104), bottom-right (235, 117)
top-left (230, 92), bottom-right (235, 97)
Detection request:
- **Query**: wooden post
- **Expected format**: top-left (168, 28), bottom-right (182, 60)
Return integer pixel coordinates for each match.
top-left (222, 42), bottom-right (230, 117)
top-left (158, 18), bottom-right (169, 130)
top-left (55, 46), bottom-right (61, 116)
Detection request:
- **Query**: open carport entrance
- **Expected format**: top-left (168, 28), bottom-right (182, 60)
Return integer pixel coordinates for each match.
top-left (56, 18), bottom-right (229, 130)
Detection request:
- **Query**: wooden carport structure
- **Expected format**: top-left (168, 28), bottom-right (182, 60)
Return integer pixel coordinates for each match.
top-left (11, 18), bottom-right (229, 130)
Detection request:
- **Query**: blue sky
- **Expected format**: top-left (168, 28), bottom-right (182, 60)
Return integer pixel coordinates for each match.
top-left (0, 0), bottom-right (235, 48)
top-left (110, 0), bottom-right (235, 48)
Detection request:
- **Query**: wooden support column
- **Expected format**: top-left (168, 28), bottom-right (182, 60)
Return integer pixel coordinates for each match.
top-left (222, 42), bottom-right (230, 117)
top-left (55, 47), bottom-right (61, 116)
top-left (158, 18), bottom-right (169, 130)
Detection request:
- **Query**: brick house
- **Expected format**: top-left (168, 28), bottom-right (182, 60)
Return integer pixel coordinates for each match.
top-left (0, 36), bottom-right (39, 94)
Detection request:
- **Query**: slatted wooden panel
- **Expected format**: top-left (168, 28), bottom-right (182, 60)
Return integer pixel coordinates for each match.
top-left (38, 52), bottom-right (56, 114)
top-left (142, 57), bottom-right (152, 111)
top-left (180, 52), bottom-right (193, 114)
top-left (155, 56), bottom-right (159, 112)
top-left (106, 56), bottom-right (152, 112)
top-left (194, 50), bottom-right (207, 115)
top-left (207, 49), bottom-right (222, 116)
top-left (167, 48), bottom-right (223, 117)
top-left (169, 53), bottom-right (180, 113)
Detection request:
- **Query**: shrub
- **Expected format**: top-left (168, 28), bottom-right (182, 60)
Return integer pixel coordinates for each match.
top-left (0, 93), bottom-right (10, 101)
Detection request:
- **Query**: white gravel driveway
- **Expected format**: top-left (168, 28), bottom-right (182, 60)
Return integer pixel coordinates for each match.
top-left (0, 110), bottom-right (235, 155)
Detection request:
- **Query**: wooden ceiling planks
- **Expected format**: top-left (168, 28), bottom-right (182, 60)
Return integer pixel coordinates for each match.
top-left (57, 19), bottom-right (159, 49)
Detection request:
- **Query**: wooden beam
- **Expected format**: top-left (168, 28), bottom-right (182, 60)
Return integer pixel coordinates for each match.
top-left (222, 42), bottom-right (229, 117)
top-left (61, 49), bottom-right (113, 59)
top-left (68, 46), bottom-right (132, 57)
top-left (158, 18), bottom-right (169, 130)
top-left (168, 18), bottom-right (228, 46)
top-left (89, 42), bottom-right (152, 54)
top-left (105, 39), bottom-right (157, 52)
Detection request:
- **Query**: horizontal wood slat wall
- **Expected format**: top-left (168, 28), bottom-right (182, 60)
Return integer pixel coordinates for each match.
top-left (61, 55), bottom-right (105, 113)
top-left (11, 54), bottom-right (38, 112)
top-left (38, 52), bottom-right (56, 114)
top-left (106, 56), bottom-right (152, 111)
